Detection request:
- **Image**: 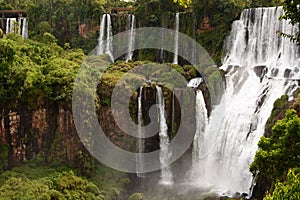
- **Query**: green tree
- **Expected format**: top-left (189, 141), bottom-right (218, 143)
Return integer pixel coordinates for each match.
top-left (264, 168), bottom-right (300, 200)
top-left (173, 0), bottom-right (192, 8)
top-left (281, 0), bottom-right (300, 45)
top-left (250, 109), bottom-right (300, 181)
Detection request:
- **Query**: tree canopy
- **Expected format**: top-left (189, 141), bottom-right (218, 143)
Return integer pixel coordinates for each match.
top-left (250, 109), bottom-right (300, 181)
top-left (173, 0), bottom-right (192, 8)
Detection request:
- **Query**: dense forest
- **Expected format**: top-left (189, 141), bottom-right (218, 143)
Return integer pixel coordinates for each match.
top-left (0, 0), bottom-right (300, 199)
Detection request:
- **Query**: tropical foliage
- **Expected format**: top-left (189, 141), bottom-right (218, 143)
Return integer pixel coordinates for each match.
top-left (281, 0), bottom-right (300, 45)
top-left (264, 168), bottom-right (300, 200)
top-left (250, 109), bottom-right (300, 181)
top-left (0, 160), bottom-right (130, 200)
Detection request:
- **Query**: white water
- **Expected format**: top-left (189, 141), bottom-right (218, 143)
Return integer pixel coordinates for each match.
top-left (173, 13), bottom-right (180, 65)
top-left (156, 86), bottom-right (174, 185)
top-left (21, 18), bottom-right (28, 39)
top-left (192, 90), bottom-right (208, 177)
top-left (136, 87), bottom-right (145, 177)
top-left (192, 6), bottom-right (299, 196)
top-left (187, 78), bottom-right (203, 88)
top-left (5, 18), bottom-right (27, 38)
top-left (98, 14), bottom-right (106, 55)
top-left (126, 14), bottom-right (135, 62)
top-left (6, 18), bottom-right (16, 34)
top-left (106, 14), bottom-right (114, 61)
top-left (223, 7), bottom-right (300, 73)
top-left (97, 14), bottom-right (114, 61)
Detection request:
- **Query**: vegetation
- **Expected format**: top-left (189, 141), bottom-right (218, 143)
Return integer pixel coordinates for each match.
top-left (250, 109), bottom-right (300, 181)
top-left (0, 0), bottom-right (299, 199)
top-left (173, 0), bottom-right (192, 8)
top-left (264, 168), bottom-right (300, 200)
top-left (0, 160), bottom-right (130, 200)
top-left (251, 91), bottom-right (300, 199)
top-left (281, 0), bottom-right (300, 45)
top-left (0, 0), bottom-right (287, 62)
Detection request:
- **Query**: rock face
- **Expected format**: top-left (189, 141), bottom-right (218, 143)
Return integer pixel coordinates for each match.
top-left (0, 105), bottom-right (82, 168)
top-left (254, 65), bottom-right (268, 81)
top-left (284, 69), bottom-right (292, 78)
top-left (142, 86), bottom-right (159, 153)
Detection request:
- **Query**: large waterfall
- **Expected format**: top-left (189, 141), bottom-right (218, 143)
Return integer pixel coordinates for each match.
top-left (97, 14), bottom-right (114, 61)
top-left (136, 87), bottom-right (145, 178)
top-left (192, 6), bottom-right (299, 196)
top-left (126, 14), bottom-right (136, 62)
top-left (173, 13), bottom-right (180, 65)
top-left (156, 86), bottom-right (174, 185)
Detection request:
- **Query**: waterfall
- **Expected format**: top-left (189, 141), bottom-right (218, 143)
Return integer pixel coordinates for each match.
top-left (223, 7), bottom-right (300, 71)
top-left (156, 86), bottom-right (174, 185)
top-left (192, 90), bottom-right (208, 166)
top-left (6, 18), bottom-right (9, 34)
top-left (97, 14), bottom-right (114, 61)
top-left (173, 13), bottom-right (179, 65)
top-left (192, 6), bottom-right (299, 196)
top-left (126, 14), bottom-right (135, 62)
top-left (5, 18), bottom-right (28, 38)
top-left (106, 14), bottom-right (114, 61)
top-left (20, 18), bottom-right (28, 39)
top-left (136, 87), bottom-right (145, 177)
top-left (98, 14), bottom-right (106, 55)
top-left (6, 18), bottom-right (17, 34)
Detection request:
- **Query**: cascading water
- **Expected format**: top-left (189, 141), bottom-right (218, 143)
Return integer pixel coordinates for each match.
top-left (192, 6), bottom-right (299, 196)
top-left (192, 90), bottom-right (208, 177)
top-left (173, 13), bottom-right (179, 65)
top-left (106, 14), bottom-right (114, 61)
top-left (6, 18), bottom-right (28, 38)
top-left (98, 14), bottom-right (107, 55)
top-left (6, 18), bottom-right (9, 33)
top-left (126, 14), bottom-right (135, 62)
top-left (136, 87), bottom-right (145, 178)
top-left (21, 18), bottom-right (28, 39)
top-left (223, 7), bottom-right (300, 71)
top-left (6, 18), bottom-right (17, 34)
top-left (97, 14), bottom-right (114, 61)
top-left (156, 86), bottom-right (174, 185)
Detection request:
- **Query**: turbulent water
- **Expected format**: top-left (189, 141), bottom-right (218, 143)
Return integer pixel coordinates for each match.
top-left (97, 14), bottom-right (114, 61)
top-left (192, 6), bottom-right (300, 196)
top-left (156, 86), bottom-right (174, 185)
top-left (126, 14), bottom-right (136, 62)
top-left (173, 13), bottom-right (180, 65)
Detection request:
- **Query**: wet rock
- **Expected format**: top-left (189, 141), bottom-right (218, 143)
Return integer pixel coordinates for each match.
top-left (251, 173), bottom-right (272, 200)
top-left (241, 193), bottom-right (248, 198)
top-left (284, 69), bottom-right (292, 78)
top-left (254, 65), bottom-right (267, 78)
top-left (271, 68), bottom-right (279, 77)
top-left (226, 65), bottom-right (240, 74)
